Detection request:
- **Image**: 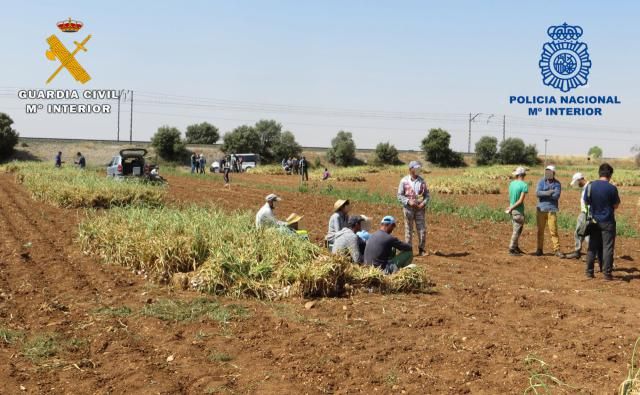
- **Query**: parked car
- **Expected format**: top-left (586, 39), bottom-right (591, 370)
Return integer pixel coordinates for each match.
top-left (236, 153), bottom-right (258, 171)
top-left (107, 148), bottom-right (148, 178)
top-left (210, 160), bottom-right (221, 173)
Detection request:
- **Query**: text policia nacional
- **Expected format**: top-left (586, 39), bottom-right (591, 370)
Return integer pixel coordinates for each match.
top-left (509, 95), bottom-right (621, 116)
top-left (18, 90), bottom-right (119, 114)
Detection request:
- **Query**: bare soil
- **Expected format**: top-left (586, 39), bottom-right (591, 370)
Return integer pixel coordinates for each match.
top-left (1, 172), bottom-right (639, 394)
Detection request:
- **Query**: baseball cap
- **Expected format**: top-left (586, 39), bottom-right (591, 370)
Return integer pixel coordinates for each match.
top-left (570, 172), bottom-right (585, 186)
top-left (265, 193), bottom-right (281, 202)
top-left (512, 166), bottom-right (527, 176)
top-left (347, 215), bottom-right (365, 227)
top-left (381, 215), bottom-right (396, 225)
top-left (545, 165), bottom-right (556, 172)
top-left (409, 161), bottom-right (422, 170)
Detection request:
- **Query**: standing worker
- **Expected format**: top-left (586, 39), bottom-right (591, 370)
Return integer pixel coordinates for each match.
top-left (584, 163), bottom-right (620, 280)
top-left (299, 156), bottom-right (309, 182)
top-left (74, 152), bottom-right (86, 169)
top-left (535, 165), bottom-right (565, 258)
top-left (566, 172), bottom-right (592, 260)
top-left (55, 151), bottom-right (62, 167)
top-left (190, 152), bottom-right (197, 173)
top-left (223, 157), bottom-right (231, 187)
top-left (397, 161), bottom-right (430, 257)
top-left (505, 167), bottom-right (528, 256)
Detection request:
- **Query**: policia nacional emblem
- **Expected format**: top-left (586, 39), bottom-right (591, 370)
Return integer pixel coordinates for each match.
top-left (539, 23), bottom-right (591, 93)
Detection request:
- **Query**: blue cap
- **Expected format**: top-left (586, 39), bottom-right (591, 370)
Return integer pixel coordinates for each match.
top-left (381, 215), bottom-right (396, 225)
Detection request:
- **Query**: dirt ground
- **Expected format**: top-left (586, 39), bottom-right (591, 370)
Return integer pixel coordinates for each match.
top-left (1, 171), bottom-right (640, 394)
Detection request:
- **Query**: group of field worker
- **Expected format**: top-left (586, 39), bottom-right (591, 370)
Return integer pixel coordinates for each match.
top-left (506, 162), bottom-right (621, 280)
top-left (255, 160), bottom-right (429, 274)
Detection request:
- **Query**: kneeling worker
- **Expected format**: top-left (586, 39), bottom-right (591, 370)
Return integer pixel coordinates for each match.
top-left (256, 194), bottom-right (286, 229)
top-left (332, 215), bottom-right (366, 263)
top-left (364, 216), bottom-right (413, 274)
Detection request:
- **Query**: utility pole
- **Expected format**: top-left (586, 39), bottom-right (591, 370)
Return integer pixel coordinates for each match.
top-left (502, 115), bottom-right (506, 142)
top-left (544, 138), bottom-right (549, 166)
top-left (129, 90), bottom-right (133, 144)
top-left (116, 90), bottom-right (121, 142)
top-left (468, 112), bottom-right (482, 153)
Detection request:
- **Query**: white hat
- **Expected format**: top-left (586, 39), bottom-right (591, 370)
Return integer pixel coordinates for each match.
top-left (512, 166), bottom-right (527, 176)
top-left (570, 172), bottom-right (585, 186)
top-left (545, 165), bottom-right (556, 172)
top-left (265, 193), bottom-right (281, 202)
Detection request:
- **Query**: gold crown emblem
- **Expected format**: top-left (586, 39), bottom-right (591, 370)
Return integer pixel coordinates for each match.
top-left (57, 17), bottom-right (83, 33)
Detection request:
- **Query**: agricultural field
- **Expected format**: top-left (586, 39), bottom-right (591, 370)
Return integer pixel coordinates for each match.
top-left (0, 160), bottom-right (639, 394)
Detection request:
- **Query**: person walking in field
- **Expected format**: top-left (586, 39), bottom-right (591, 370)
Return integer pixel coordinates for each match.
top-left (397, 161), bottom-right (430, 257)
top-left (332, 215), bottom-right (366, 263)
top-left (55, 151), bottom-right (62, 167)
top-left (363, 216), bottom-right (414, 274)
top-left (584, 163), bottom-right (620, 280)
top-left (325, 199), bottom-right (351, 248)
top-left (256, 194), bottom-right (286, 229)
top-left (190, 153), bottom-right (197, 173)
top-left (535, 165), bottom-right (565, 258)
top-left (505, 167), bottom-right (528, 256)
top-left (299, 156), bottom-right (309, 181)
top-left (74, 152), bottom-right (86, 169)
top-left (223, 158), bottom-right (231, 187)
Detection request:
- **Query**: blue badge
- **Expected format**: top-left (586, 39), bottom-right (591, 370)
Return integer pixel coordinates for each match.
top-left (539, 23), bottom-right (591, 92)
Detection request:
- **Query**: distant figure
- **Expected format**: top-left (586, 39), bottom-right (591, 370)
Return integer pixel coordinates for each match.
top-left (322, 168), bottom-right (331, 180)
top-left (230, 154), bottom-right (238, 173)
top-left (299, 156), bottom-right (309, 181)
top-left (74, 152), bottom-right (86, 169)
top-left (199, 154), bottom-right (206, 174)
top-left (190, 153), bottom-right (197, 173)
top-left (238, 156), bottom-right (243, 173)
top-left (223, 159), bottom-right (231, 187)
top-left (292, 157), bottom-right (299, 175)
top-left (55, 151), bottom-right (62, 167)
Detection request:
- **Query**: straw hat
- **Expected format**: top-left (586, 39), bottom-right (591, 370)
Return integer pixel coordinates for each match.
top-left (333, 199), bottom-right (349, 212)
top-left (285, 213), bottom-right (303, 225)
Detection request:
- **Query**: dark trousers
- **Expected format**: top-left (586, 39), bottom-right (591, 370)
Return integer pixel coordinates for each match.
top-left (301, 169), bottom-right (308, 181)
top-left (586, 222), bottom-right (616, 276)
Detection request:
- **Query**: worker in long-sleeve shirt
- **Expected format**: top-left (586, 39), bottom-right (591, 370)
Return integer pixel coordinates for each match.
top-left (535, 165), bottom-right (565, 258)
top-left (397, 161), bottom-right (430, 256)
top-left (256, 194), bottom-right (287, 229)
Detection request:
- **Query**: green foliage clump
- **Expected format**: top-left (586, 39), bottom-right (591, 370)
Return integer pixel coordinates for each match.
top-left (421, 128), bottom-right (466, 167)
top-left (498, 137), bottom-right (539, 166)
top-left (185, 122), bottom-right (219, 144)
top-left (327, 131), bottom-right (357, 167)
top-left (0, 113), bottom-right (19, 160)
top-left (475, 136), bottom-right (498, 166)
top-left (151, 125), bottom-right (188, 162)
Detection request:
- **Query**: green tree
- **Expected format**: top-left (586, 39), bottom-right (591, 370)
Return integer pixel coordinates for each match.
top-left (0, 113), bottom-right (19, 160)
top-left (373, 142), bottom-right (400, 165)
top-left (254, 119), bottom-right (283, 162)
top-left (185, 122), bottom-right (219, 144)
top-left (498, 138), bottom-right (539, 166)
top-left (475, 136), bottom-right (498, 166)
top-left (221, 125), bottom-right (262, 155)
top-left (588, 146), bottom-right (603, 159)
top-left (326, 131), bottom-right (356, 166)
top-left (151, 125), bottom-right (187, 161)
top-left (272, 131), bottom-right (302, 160)
top-left (421, 128), bottom-right (465, 167)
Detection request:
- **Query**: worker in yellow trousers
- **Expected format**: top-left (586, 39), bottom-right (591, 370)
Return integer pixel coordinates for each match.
top-left (535, 165), bottom-right (566, 258)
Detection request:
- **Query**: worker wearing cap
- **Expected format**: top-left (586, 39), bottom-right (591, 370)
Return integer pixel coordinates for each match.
top-left (566, 173), bottom-right (592, 259)
top-left (535, 165), bottom-right (565, 258)
top-left (325, 199), bottom-right (351, 247)
top-left (363, 216), bottom-right (414, 274)
top-left (397, 161), bottom-right (430, 256)
top-left (332, 215), bottom-right (366, 263)
top-left (505, 167), bottom-right (529, 256)
top-left (256, 194), bottom-right (286, 229)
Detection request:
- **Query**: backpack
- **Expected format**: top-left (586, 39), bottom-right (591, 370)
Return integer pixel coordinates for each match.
top-left (576, 182), bottom-right (596, 238)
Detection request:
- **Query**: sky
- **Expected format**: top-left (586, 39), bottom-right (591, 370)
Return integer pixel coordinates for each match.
top-left (1, 0), bottom-right (638, 157)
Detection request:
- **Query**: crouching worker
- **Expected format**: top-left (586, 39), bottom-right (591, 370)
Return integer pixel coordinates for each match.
top-left (284, 213), bottom-right (309, 240)
top-left (325, 199), bottom-right (350, 249)
top-left (364, 216), bottom-right (414, 274)
top-left (332, 215), bottom-right (367, 263)
top-left (256, 194), bottom-right (286, 229)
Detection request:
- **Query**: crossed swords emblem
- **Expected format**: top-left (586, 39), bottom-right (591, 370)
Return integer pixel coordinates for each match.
top-left (45, 34), bottom-right (92, 84)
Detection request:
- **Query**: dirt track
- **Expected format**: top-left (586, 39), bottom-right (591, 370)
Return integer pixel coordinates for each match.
top-left (1, 172), bottom-right (640, 394)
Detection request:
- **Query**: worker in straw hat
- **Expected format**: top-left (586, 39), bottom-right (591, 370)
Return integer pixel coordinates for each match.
top-left (397, 160), bottom-right (430, 256)
top-left (325, 199), bottom-right (351, 248)
top-left (284, 213), bottom-right (308, 239)
top-left (505, 167), bottom-right (528, 256)
top-left (535, 165), bottom-right (565, 258)
top-left (256, 194), bottom-right (286, 229)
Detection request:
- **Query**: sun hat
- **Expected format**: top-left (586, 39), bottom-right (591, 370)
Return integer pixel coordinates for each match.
top-left (570, 172), bottom-right (585, 186)
top-left (265, 193), bottom-right (281, 202)
top-left (285, 213), bottom-right (303, 225)
top-left (512, 166), bottom-right (527, 176)
top-left (409, 161), bottom-right (422, 170)
top-left (381, 215), bottom-right (396, 225)
top-left (545, 165), bottom-right (556, 173)
top-left (333, 199), bottom-right (350, 212)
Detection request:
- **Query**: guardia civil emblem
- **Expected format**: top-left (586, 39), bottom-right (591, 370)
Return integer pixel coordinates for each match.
top-left (539, 23), bottom-right (591, 92)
